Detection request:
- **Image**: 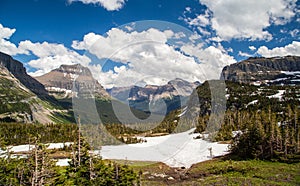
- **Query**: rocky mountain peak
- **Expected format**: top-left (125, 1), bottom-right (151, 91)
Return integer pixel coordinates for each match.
top-left (55, 64), bottom-right (92, 77)
top-left (35, 64), bottom-right (109, 99)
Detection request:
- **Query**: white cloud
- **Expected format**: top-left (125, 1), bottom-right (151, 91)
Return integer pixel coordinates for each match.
top-left (187, 9), bottom-right (211, 27)
top-left (180, 42), bottom-right (236, 80)
top-left (257, 41), bottom-right (300, 57)
top-left (227, 47), bottom-right (233, 53)
top-left (72, 28), bottom-right (175, 63)
top-left (185, 7), bottom-right (192, 13)
top-left (238, 51), bottom-right (252, 57)
top-left (249, 46), bottom-right (256, 51)
top-left (19, 40), bottom-right (91, 76)
top-left (67, 0), bottom-right (126, 11)
top-left (193, 0), bottom-right (297, 41)
top-left (72, 27), bottom-right (234, 88)
top-left (0, 23), bottom-right (90, 76)
top-left (0, 24), bottom-right (27, 55)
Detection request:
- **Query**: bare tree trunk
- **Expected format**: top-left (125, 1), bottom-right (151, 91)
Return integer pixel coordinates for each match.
top-left (33, 141), bottom-right (38, 186)
top-left (78, 116), bottom-right (81, 166)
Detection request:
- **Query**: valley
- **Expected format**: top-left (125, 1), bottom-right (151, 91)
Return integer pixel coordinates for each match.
top-left (0, 52), bottom-right (299, 185)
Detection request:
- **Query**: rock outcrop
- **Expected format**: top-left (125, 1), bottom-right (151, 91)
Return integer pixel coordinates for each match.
top-left (108, 78), bottom-right (200, 114)
top-left (221, 56), bottom-right (300, 85)
top-left (0, 52), bottom-right (48, 97)
top-left (35, 64), bottom-right (110, 99)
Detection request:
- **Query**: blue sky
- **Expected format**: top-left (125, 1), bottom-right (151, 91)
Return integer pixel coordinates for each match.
top-left (0, 0), bottom-right (299, 88)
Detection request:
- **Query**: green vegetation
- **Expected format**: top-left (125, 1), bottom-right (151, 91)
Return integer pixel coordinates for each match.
top-left (0, 136), bottom-right (138, 186)
top-left (180, 158), bottom-right (300, 185)
top-left (0, 123), bottom-right (78, 145)
top-left (0, 78), bottom-right (33, 115)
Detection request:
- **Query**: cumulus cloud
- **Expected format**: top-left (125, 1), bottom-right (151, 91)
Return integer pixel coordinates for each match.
top-left (257, 41), bottom-right (300, 57)
top-left (67, 0), bottom-right (126, 11)
top-left (0, 24), bottom-right (27, 55)
top-left (187, 9), bottom-right (211, 27)
top-left (249, 46), bottom-right (257, 51)
top-left (189, 0), bottom-right (297, 41)
top-left (72, 28), bottom-right (174, 63)
top-left (181, 43), bottom-right (236, 80)
top-left (19, 40), bottom-right (91, 76)
top-left (72, 27), bottom-right (234, 88)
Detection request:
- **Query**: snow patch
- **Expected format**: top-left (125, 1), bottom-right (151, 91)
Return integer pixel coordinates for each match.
top-left (4, 142), bottom-right (73, 153)
top-left (100, 128), bottom-right (229, 168)
top-left (56, 158), bottom-right (71, 166)
top-left (281, 71), bottom-right (300, 75)
top-left (267, 90), bottom-right (285, 100)
top-left (246, 100), bottom-right (258, 107)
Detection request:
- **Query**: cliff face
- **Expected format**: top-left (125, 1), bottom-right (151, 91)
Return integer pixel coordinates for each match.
top-left (0, 52), bottom-right (75, 124)
top-left (221, 56), bottom-right (300, 85)
top-left (0, 52), bottom-right (48, 97)
top-left (109, 78), bottom-right (200, 114)
top-left (35, 64), bottom-right (110, 99)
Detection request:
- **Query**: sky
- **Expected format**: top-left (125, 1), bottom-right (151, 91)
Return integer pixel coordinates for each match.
top-left (0, 0), bottom-right (299, 88)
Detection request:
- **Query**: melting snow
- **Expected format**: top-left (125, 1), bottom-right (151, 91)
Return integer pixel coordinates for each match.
top-left (100, 128), bottom-right (229, 168)
top-left (246, 100), bottom-right (258, 107)
top-left (56, 158), bottom-right (71, 166)
top-left (267, 90), bottom-right (285, 100)
top-left (281, 71), bottom-right (300, 75)
top-left (2, 142), bottom-right (73, 153)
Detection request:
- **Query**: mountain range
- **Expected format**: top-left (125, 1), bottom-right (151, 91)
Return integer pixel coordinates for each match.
top-left (108, 78), bottom-right (200, 114)
top-left (0, 51), bottom-right (299, 126)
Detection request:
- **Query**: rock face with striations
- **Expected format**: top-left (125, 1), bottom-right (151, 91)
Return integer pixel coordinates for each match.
top-left (108, 78), bottom-right (200, 114)
top-left (35, 64), bottom-right (110, 99)
top-left (221, 56), bottom-right (300, 85)
top-left (0, 52), bottom-right (48, 97)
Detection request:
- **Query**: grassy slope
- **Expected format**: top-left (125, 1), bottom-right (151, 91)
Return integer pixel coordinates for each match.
top-left (126, 158), bottom-right (300, 185)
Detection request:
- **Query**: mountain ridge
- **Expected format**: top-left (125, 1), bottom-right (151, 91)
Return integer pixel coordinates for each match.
top-left (35, 64), bottom-right (110, 99)
top-left (221, 55), bottom-right (300, 85)
top-left (0, 52), bottom-right (74, 124)
top-left (0, 52), bottom-right (49, 97)
top-left (108, 78), bottom-right (200, 114)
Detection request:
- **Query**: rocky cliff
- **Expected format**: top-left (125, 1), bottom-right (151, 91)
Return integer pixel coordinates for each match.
top-left (221, 56), bottom-right (300, 85)
top-left (108, 78), bottom-right (200, 114)
top-left (35, 64), bottom-right (110, 99)
top-left (0, 52), bottom-right (74, 123)
top-left (0, 52), bottom-right (48, 97)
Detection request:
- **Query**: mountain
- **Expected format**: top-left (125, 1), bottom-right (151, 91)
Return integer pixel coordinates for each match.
top-left (0, 52), bottom-right (48, 97)
top-left (35, 64), bottom-right (110, 99)
top-left (35, 64), bottom-right (160, 124)
top-left (157, 56), bottom-right (300, 135)
top-left (0, 52), bottom-right (74, 124)
top-left (221, 56), bottom-right (300, 85)
top-left (108, 78), bottom-right (200, 114)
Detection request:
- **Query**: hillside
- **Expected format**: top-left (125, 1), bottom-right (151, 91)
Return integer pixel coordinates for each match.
top-left (0, 52), bottom-right (74, 124)
top-left (0, 52), bottom-right (48, 97)
top-left (221, 56), bottom-right (300, 85)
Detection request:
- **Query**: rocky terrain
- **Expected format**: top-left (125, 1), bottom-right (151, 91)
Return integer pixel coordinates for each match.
top-left (35, 64), bottom-right (109, 99)
top-left (221, 56), bottom-right (300, 85)
top-left (0, 52), bottom-right (74, 123)
top-left (108, 78), bottom-right (200, 114)
top-left (0, 52), bottom-right (48, 97)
